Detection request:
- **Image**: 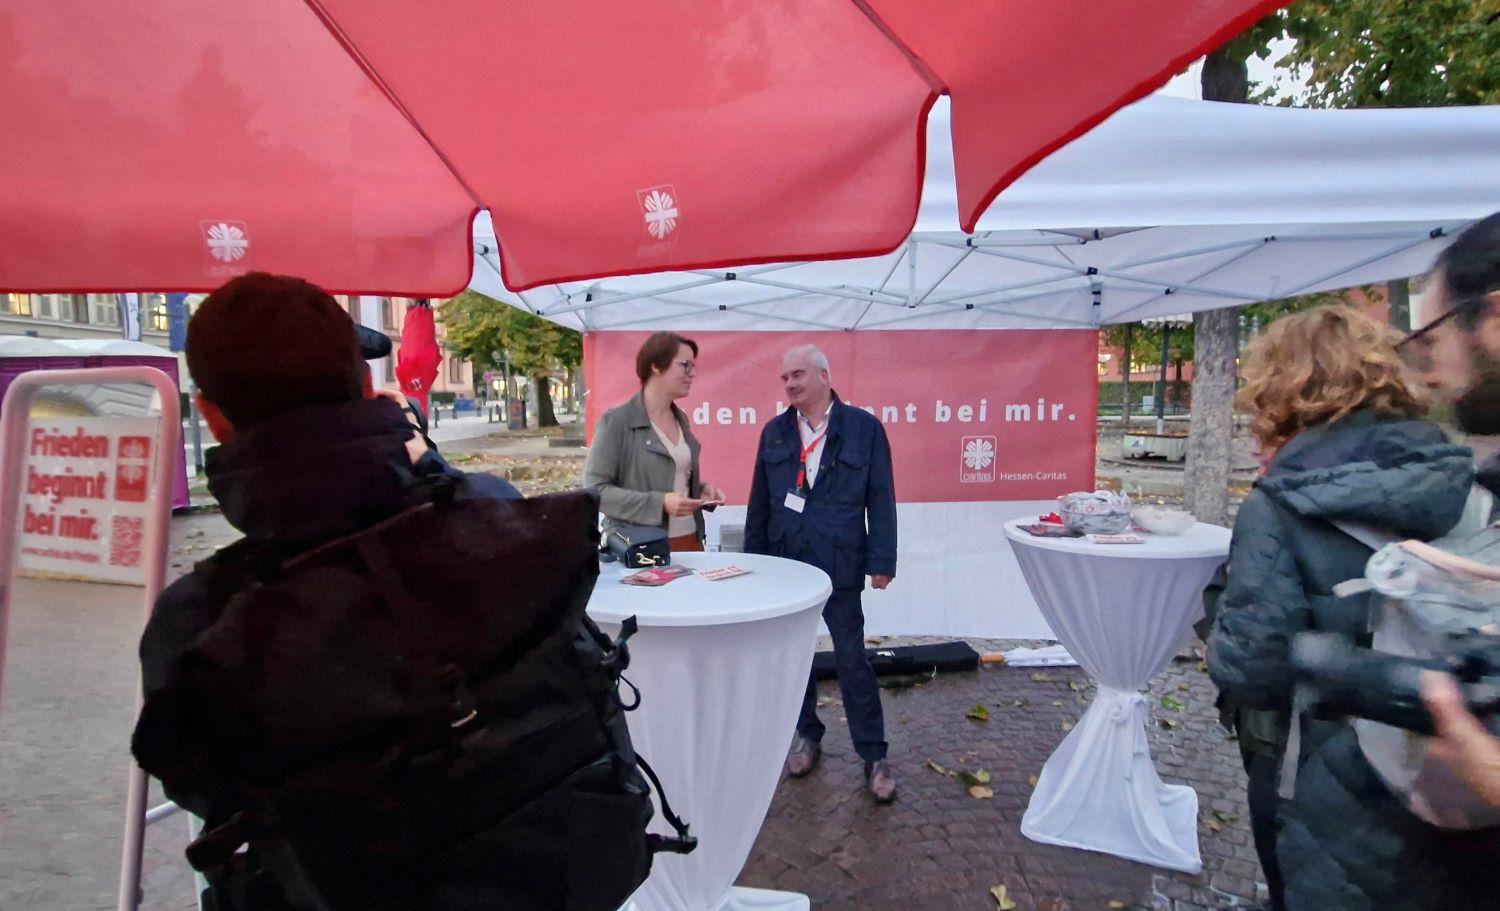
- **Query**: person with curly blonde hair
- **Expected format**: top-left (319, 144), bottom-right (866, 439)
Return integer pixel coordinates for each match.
top-left (1237, 306), bottom-right (1425, 455)
top-left (1206, 304), bottom-right (1494, 911)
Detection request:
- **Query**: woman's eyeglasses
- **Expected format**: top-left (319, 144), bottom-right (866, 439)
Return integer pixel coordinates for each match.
top-left (674, 359), bottom-right (696, 376)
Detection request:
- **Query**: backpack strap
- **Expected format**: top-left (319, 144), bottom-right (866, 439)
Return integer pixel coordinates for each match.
top-left (634, 754), bottom-right (698, 855)
top-left (1328, 484), bottom-right (1498, 598)
top-left (1329, 518), bottom-right (1403, 553)
top-left (1327, 519), bottom-right (1401, 598)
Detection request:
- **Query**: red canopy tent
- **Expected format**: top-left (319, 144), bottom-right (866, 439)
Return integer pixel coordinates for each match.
top-left (2, 0), bottom-right (1280, 296)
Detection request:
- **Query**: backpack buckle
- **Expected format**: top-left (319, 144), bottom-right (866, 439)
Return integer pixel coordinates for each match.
top-left (646, 833), bottom-right (699, 855)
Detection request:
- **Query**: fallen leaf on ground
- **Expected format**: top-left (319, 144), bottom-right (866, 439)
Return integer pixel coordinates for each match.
top-left (1052, 700), bottom-right (1064, 707)
top-left (1204, 816), bottom-right (1223, 833)
top-left (958, 769), bottom-right (992, 788)
top-left (989, 884), bottom-right (1018, 910)
top-left (1060, 722), bottom-right (1074, 731)
top-left (1212, 809), bottom-right (1239, 822)
top-left (1109, 902), bottom-right (1127, 910)
top-left (1159, 718), bottom-right (1180, 730)
top-left (1068, 680), bottom-right (1083, 691)
top-left (1160, 695), bottom-right (1186, 712)
top-left (1030, 672), bottom-right (1053, 682)
top-left (966, 704), bottom-right (990, 722)
top-left (1028, 773), bottom-right (1040, 787)
top-left (968, 785), bottom-right (995, 799)
top-left (926, 759), bottom-right (956, 777)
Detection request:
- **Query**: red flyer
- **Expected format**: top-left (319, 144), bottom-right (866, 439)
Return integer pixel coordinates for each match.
top-left (621, 565), bottom-right (694, 587)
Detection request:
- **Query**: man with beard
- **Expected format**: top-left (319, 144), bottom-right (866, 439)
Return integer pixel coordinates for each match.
top-left (1403, 211), bottom-right (1500, 809)
top-left (1408, 211), bottom-right (1500, 484)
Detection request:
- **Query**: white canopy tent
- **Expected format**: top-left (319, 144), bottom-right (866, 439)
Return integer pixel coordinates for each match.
top-left (464, 96), bottom-right (1500, 639)
top-left (470, 95), bottom-right (1500, 329)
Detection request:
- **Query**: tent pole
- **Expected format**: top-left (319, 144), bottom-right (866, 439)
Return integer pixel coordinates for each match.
top-left (907, 239), bottom-right (917, 307)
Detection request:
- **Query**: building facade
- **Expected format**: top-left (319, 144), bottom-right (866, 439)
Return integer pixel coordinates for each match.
top-left (2, 292), bottom-right (172, 345)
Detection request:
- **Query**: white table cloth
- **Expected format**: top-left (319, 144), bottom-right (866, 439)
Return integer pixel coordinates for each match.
top-left (589, 552), bottom-right (831, 911)
top-left (1004, 519), bottom-right (1231, 873)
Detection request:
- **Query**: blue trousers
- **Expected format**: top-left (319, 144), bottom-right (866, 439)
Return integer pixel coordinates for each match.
top-left (797, 588), bottom-right (888, 763)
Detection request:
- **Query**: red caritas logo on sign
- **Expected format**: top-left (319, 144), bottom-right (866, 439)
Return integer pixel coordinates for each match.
top-left (18, 417), bottom-right (159, 586)
top-left (114, 436), bottom-right (152, 502)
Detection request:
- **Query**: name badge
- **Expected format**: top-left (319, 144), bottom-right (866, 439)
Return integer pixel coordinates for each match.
top-left (784, 491), bottom-right (806, 513)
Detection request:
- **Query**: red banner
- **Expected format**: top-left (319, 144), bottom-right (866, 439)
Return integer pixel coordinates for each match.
top-left (583, 330), bottom-right (1098, 504)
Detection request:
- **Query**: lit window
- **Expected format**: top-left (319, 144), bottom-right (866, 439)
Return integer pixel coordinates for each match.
top-left (448, 355), bottom-right (464, 383)
top-left (136, 293), bottom-right (168, 332)
top-left (3, 293), bottom-right (32, 317)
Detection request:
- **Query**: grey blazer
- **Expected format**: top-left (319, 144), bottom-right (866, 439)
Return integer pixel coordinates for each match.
top-left (583, 391), bottom-right (705, 540)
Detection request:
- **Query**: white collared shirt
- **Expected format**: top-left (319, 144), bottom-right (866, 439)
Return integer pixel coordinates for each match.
top-left (797, 401), bottom-right (834, 488)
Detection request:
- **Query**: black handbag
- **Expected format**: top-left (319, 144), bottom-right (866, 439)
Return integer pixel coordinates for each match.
top-left (604, 524), bottom-right (671, 567)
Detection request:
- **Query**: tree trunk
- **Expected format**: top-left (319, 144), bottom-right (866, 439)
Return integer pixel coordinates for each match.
top-left (1185, 43), bottom-right (1251, 526)
top-left (1121, 323), bottom-right (1133, 431)
top-left (1184, 309), bottom-right (1238, 525)
top-left (534, 373), bottom-right (558, 427)
top-left (1201, 44), bottom-right (1249, 101)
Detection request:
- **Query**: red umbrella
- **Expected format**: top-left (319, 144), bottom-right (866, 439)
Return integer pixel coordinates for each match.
top-left (394, 301), bottom-right (442, 412)
top-left (0, 0), bottom-right (1279, 296)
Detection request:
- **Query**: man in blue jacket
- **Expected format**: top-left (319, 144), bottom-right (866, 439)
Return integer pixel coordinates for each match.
top-left (745, 344), bottom-right (898, 803)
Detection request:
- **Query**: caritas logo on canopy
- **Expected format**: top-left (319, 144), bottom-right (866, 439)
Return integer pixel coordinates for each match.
top-left (583, 330), bottom-right (1098, 503)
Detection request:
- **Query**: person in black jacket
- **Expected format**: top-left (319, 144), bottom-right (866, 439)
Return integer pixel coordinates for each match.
top-left (745, 344), bottom-right (898, 803)
top-left (1208, 305), bottom-right (1498, 911)
top-left (135, 273), bottom-right (518, 908)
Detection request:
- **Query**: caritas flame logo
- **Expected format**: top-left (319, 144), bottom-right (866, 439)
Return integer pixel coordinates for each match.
top-left (960, 436), bottom-right (996, 483)
top-left (114, 436), bottom-right (152, 502)
top-left (637, 185), bottom-right (680, 240)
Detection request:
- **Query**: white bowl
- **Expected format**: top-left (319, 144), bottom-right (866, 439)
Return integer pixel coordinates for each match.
top-left (1133, 506), bottom-right (1195, 535)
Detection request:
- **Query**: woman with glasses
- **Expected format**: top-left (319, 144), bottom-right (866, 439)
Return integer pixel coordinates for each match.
top-left (583, 331), bottom-right (726, 552)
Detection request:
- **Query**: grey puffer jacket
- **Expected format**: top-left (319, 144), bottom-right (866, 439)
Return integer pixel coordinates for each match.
top-left (1209, 410), bottom-right (1500, 911)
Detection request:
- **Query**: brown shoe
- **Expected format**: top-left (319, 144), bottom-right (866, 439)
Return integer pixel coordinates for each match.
top-left (785, 736), bottom-right (821, 778)
top-left (866, 760), bottom-right (896, 803)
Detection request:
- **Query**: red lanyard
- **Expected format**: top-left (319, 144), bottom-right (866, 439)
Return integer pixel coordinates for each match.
top-left (796, 430), bottom-right (826, 491)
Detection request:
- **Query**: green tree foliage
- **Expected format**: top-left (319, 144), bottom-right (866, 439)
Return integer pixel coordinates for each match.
top-left (437, 291), bottom-right (581, 426)
top-left (1259, 1), bottom-right (1500, 108)
top-left (1100, 287), bottom-right (1367, 368)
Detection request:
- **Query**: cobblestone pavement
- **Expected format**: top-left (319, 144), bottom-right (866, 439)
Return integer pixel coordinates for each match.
top-left (739, 646), bottom-right (1266, 911)
top-left (2, 511), bottom-right (1267, 911)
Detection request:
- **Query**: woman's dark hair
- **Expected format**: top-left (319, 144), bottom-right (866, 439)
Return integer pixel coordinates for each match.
top-left (634, 331), bottom-right (698, 385)
top-left (1436, 212), bottom-right (1500, 330)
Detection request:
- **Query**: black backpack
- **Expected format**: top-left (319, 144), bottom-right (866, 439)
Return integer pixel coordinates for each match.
top-left (132, 488), bottom-right (695, 911)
